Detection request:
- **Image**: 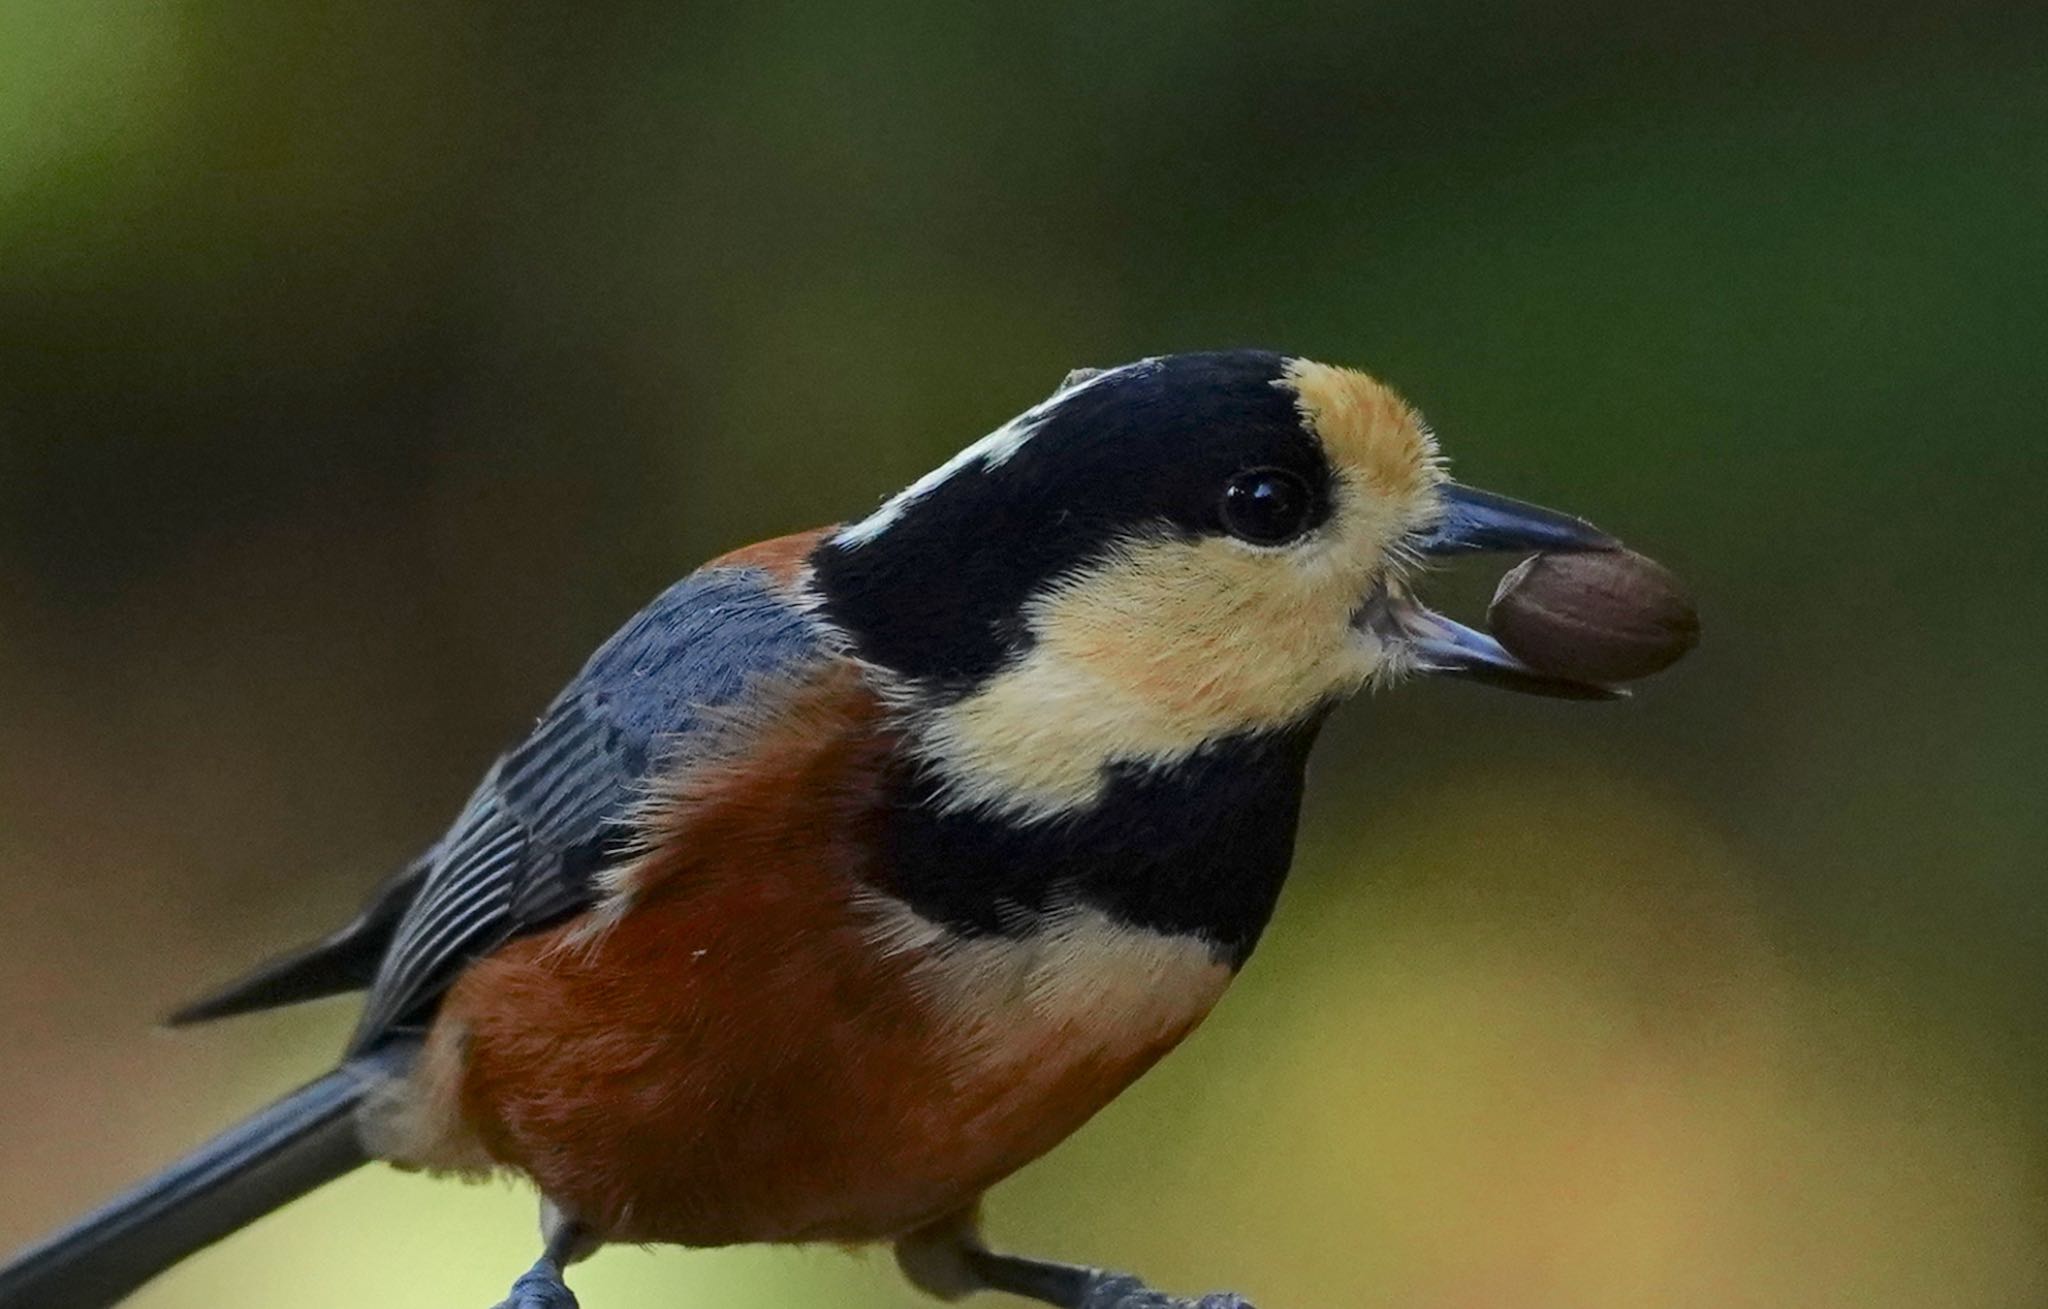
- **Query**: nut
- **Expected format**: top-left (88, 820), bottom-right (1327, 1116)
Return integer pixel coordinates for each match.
top-left (1487, 548), bottom-right (1699, 684)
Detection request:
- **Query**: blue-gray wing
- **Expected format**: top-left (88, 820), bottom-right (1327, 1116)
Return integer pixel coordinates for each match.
top-left (347, 561), bottom-right (826, 1052)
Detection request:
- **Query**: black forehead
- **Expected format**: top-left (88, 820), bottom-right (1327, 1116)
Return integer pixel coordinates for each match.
top-left (811, 350), bottom-right (1334, 690)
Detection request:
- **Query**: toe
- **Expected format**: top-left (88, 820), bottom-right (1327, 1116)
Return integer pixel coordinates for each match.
top-left (1078, 1274), bottom-right (1257, 1309)
top-left (491, 1262), bottom-right (580, 1309)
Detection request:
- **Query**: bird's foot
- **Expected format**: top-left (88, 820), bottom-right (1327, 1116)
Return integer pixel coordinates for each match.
top-left (1077, 1271), bottom-right (1256, 1309)
top-left (490, 1257), bottom-right (579, 1309)
top-left (944, 1239), bottom-right (1255, 1309)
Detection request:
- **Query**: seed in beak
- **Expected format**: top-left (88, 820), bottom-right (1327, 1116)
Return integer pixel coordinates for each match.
top-left (1487, 548), bottom-right (1700, 684)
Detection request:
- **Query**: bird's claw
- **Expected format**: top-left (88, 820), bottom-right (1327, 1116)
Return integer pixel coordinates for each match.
top-left (1079, 1272), bottom-right (1256, 1309)
top-left (490, 1258), bottom-right (579, 1309)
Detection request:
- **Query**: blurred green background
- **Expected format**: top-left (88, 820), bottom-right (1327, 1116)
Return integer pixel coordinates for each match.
top-left (4, 3), bottom-right (2046, 1306)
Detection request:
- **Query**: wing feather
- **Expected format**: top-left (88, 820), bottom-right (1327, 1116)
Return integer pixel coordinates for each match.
top-left (347, 561), bottom-right (826, 1051)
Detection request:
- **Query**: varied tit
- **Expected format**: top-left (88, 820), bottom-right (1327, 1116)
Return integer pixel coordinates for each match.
top-left (0, 350), bottom-right (1628, 1309)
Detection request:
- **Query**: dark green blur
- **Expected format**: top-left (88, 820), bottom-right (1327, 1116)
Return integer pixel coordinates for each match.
top-left (3, 3), bottom-right (2045, 1305)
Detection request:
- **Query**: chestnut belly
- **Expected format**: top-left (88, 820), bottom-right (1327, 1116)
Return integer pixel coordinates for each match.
top-left (408, 876), bottom-right (1233, 1246)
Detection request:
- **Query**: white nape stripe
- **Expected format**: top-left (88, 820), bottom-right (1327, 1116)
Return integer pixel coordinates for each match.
top-left (831, 359), bottom-right (1157, 548)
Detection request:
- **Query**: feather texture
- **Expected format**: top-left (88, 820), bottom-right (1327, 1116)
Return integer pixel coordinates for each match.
top-left (346, 536), bottom-right (831, 1050)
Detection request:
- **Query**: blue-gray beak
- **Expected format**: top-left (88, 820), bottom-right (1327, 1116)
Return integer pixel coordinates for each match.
top-left (1384, 482), bottom-right (1623, 699)
top-left (1415, 482), bottom-right (1617, 557)
top-left (1397, 603), bottom-right (1625, 700)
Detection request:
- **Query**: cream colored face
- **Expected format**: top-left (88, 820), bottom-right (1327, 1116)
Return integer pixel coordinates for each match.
top-left (904, 358), bottom-right (1448, 822)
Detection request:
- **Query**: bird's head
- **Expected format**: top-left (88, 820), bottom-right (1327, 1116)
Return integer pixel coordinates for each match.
top-left (811, 350), bottom-right (1613, 821)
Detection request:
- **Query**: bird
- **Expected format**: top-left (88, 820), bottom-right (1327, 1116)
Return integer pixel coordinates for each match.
top-left (0, 350), bottom-right (1626, 1309)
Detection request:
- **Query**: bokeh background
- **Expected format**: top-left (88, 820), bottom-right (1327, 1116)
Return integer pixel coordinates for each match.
top-left (4, 3), bottom-right (2046, 1306)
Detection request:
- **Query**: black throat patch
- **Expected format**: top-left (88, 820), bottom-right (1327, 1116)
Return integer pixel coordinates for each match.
top-left (868, 716), bottom-right (1325, 968)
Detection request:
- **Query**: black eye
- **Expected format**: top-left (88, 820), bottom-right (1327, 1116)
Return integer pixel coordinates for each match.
top-left (1219, 467), bottom-right (1316, 545)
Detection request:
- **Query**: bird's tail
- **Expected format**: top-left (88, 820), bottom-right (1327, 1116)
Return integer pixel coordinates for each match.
top-left (0, 1054), bottom-right (400, 1309)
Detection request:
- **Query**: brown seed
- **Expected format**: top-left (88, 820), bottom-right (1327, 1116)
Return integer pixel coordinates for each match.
top-left (1487, 548), bottom-right (1700, 684)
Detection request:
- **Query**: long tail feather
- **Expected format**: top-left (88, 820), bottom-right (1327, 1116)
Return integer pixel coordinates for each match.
top-left (0, 1054), bottom-right (400, 1309)
top-left (165, 856), bottom-right (431, 1027)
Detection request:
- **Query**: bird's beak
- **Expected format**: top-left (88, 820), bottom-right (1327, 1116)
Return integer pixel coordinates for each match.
top-left (1367, 481), bottom-right (1624, 700)
top-left (1412, 482), bottom-right (1617, 558)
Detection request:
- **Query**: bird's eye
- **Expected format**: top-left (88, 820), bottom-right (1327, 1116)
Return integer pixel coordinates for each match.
top-left (1219, 467), bottom-right (1315, 545)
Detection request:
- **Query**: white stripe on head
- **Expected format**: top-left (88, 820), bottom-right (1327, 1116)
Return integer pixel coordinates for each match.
top-left (831, 359), bottom-right (1158, 549)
